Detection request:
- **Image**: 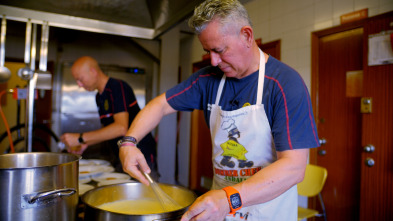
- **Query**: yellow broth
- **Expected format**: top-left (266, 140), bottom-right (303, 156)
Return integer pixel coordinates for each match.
top-left (97, 198), bottom-right (184, 215)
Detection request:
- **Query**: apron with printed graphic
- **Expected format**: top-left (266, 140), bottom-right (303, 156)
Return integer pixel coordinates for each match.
top-left (209, 49), bottom-right (297, 221)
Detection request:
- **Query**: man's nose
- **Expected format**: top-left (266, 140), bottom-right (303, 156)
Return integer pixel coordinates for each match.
top-left (210, 52), bottom-right (221, 67)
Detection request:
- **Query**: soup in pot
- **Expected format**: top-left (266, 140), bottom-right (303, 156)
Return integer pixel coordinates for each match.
top-left (97, 197), bottom-right (185, 214)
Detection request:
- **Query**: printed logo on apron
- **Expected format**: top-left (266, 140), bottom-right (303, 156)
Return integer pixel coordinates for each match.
top-left (104, 99), bottom-right (109, 111)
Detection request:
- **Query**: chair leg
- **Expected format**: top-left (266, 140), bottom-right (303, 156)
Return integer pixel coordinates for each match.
top-left (318, 192), bottom-right (327, 221)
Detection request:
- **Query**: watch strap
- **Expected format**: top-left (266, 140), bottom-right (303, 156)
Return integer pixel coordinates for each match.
top-left (223, 186), bottom-right (242, 214)
top-left (78, 133), bottom-right (86, 144)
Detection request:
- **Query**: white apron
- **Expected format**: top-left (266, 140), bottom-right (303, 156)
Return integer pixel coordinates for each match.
top-left (209, 49), bottom-right (297, 221)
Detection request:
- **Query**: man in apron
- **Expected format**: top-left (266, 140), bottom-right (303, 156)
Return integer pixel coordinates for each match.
top-left (119, 0), bottom-right (320, 220)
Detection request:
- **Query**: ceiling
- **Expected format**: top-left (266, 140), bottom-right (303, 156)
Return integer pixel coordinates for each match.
top-left (0, 0), bottom-right (252, 39)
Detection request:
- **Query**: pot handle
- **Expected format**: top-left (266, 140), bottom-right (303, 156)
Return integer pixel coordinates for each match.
top-left (27, 188), bottom-right (76, 204)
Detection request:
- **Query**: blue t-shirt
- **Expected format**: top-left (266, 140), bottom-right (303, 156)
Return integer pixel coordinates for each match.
top-left (166, 56), bottom-right (319, 151)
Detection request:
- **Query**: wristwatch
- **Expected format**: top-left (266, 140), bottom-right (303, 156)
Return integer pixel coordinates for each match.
top-left (78, 133), bottom-right (86, 144)
top-left (117, 136), bottom-right (137, 148)
top-left (223, 186), bottom-right (242, 214)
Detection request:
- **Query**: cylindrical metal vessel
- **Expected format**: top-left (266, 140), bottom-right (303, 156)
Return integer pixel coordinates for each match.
top-left (82, 182), bottom-right (197, 221)
top-left (0, 152), bottom-right (80, 221)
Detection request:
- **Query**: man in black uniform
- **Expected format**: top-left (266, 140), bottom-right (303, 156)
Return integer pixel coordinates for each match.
top-left (61, 56), bottom-right (157, 175)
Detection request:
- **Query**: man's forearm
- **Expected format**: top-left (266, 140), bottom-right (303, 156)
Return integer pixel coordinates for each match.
top-left (236, 148), bottom-right (309, 207)
top-left (125, 93), bottom-right (176, 143)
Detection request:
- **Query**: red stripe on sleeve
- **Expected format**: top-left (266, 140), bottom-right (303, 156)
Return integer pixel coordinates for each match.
top-left (265, 75), bottom-right (293, 149)
top-left (118, 80), bottom-right (127, 111)
top-left (167, 73), bottom-right (212, 101)
top-left (302, 83), bottom-right (319, 146)
top-left (100, 113), bottom-right (113, 119)
top-left (129, 100), bottom-right (137, 107)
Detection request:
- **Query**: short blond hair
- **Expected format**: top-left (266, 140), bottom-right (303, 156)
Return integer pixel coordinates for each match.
top-left (188, 0), bottom-right (252, 35)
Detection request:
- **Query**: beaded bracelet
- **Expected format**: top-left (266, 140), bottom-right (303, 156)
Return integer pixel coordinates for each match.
top-left (120, 142), bottom-right (136, 147)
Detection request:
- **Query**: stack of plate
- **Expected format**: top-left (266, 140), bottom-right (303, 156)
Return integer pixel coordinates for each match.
top-left (93, 172), bottom-right (135, 186)
top-left (78, 159), bottom-right (114, 196)
top-left (80, 159), bottom-right (111, 167)
top-left (79, 159), bottom-right (114, 179)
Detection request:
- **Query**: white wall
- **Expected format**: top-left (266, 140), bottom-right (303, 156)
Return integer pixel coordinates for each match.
top-left (247, 0), bottom-right (392, 91)
top-left (183, 0), bottom-right (393, 92)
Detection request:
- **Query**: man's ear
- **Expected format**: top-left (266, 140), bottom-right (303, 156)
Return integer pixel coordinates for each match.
top-left (89, 67), bottom-right (98, 76)
top-left (240, 26), bottom-right (254, 47)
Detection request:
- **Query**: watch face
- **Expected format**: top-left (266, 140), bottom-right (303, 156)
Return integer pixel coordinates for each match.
top-left (230, 193), bottom-right (242, 209)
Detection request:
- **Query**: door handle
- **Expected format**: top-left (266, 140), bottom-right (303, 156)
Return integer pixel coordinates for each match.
top-left (319, 138), bottom-right (327, 145)
top-left (365, 158), bottom-right (375, 167)
top-left (318, 149), bottom-right (327, 156)
top-left (363, 144), bottom-right (375, 153)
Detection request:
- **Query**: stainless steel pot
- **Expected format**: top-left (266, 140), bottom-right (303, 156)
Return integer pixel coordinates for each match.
top-left (0, 152), bottom-right (80, 221)
top-left (82, 182), bottom-right (197, 221)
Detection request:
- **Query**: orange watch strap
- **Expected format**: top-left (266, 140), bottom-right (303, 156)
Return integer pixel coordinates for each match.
top-left (223, 186), bottom-right (242, 214)
top-left (223, 186), bottom-right (238, 195)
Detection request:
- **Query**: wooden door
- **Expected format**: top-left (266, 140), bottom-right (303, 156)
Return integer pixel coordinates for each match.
top-left (257, 39), bottom-right (281, 60)
top-left (312, 25), bottom-right (364, 221)
top-left (311, 11), bottom-right (393, 221)
top-left (359, 13), bottom-right (393, 221)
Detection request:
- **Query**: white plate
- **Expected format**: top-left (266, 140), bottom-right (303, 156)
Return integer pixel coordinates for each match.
top-left (79, 175), bottom-right (91, 184)
top-left (97, 179), bottom-right (137, 187)
top-left (92, 172), bottom-right (131, 182)
top-left (80, 159), bottom-right (111, 166)
top-left (79, 184), bottom-right (94, 196)
top-left (79, 165), bottom-right (114, 178)
top-left (79, 159), bottom-right (92, 166)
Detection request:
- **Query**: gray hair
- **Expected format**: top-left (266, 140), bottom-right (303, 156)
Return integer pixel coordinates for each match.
top-left (188, 0), bottom-right (252, 35)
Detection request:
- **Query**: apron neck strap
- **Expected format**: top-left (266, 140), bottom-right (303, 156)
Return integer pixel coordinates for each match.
top-left (215, 75), bottom-right (226, 105)
top-left (214, 49), bottom-right (266, 105)
top-left (256, 49), bottom-right (266, 104)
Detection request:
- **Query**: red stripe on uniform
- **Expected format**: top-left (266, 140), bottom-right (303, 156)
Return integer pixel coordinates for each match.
top-left (100, 113), bottom-right (113, 119)
top-left (265, 75), bottom-right (293, 149)
top-left (167, 73), bottom-right (213, 101)
top-left (129, 100), bottom-right (137, 107)
top-left (118, 80), bottom-right (128, 111)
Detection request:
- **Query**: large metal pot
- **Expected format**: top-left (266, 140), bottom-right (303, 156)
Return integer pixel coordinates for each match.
top-left (82, 182), bottom-right (197, 221)
top-left (0, 152), bottom-right (80, 221)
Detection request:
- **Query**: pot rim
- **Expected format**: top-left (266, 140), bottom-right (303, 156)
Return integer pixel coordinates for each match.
top-left (0, 152), bottom-right (81, 170)
top-left (81, 182), bottom-right (196, 216)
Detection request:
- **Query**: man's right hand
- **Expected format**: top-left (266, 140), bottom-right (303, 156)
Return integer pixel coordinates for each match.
top-left (67, 144), bottom-right (88, 155)
top-left (119, 145), bottom-right (151, 185)
top-left (61, 133), bottom-right (88, 155)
